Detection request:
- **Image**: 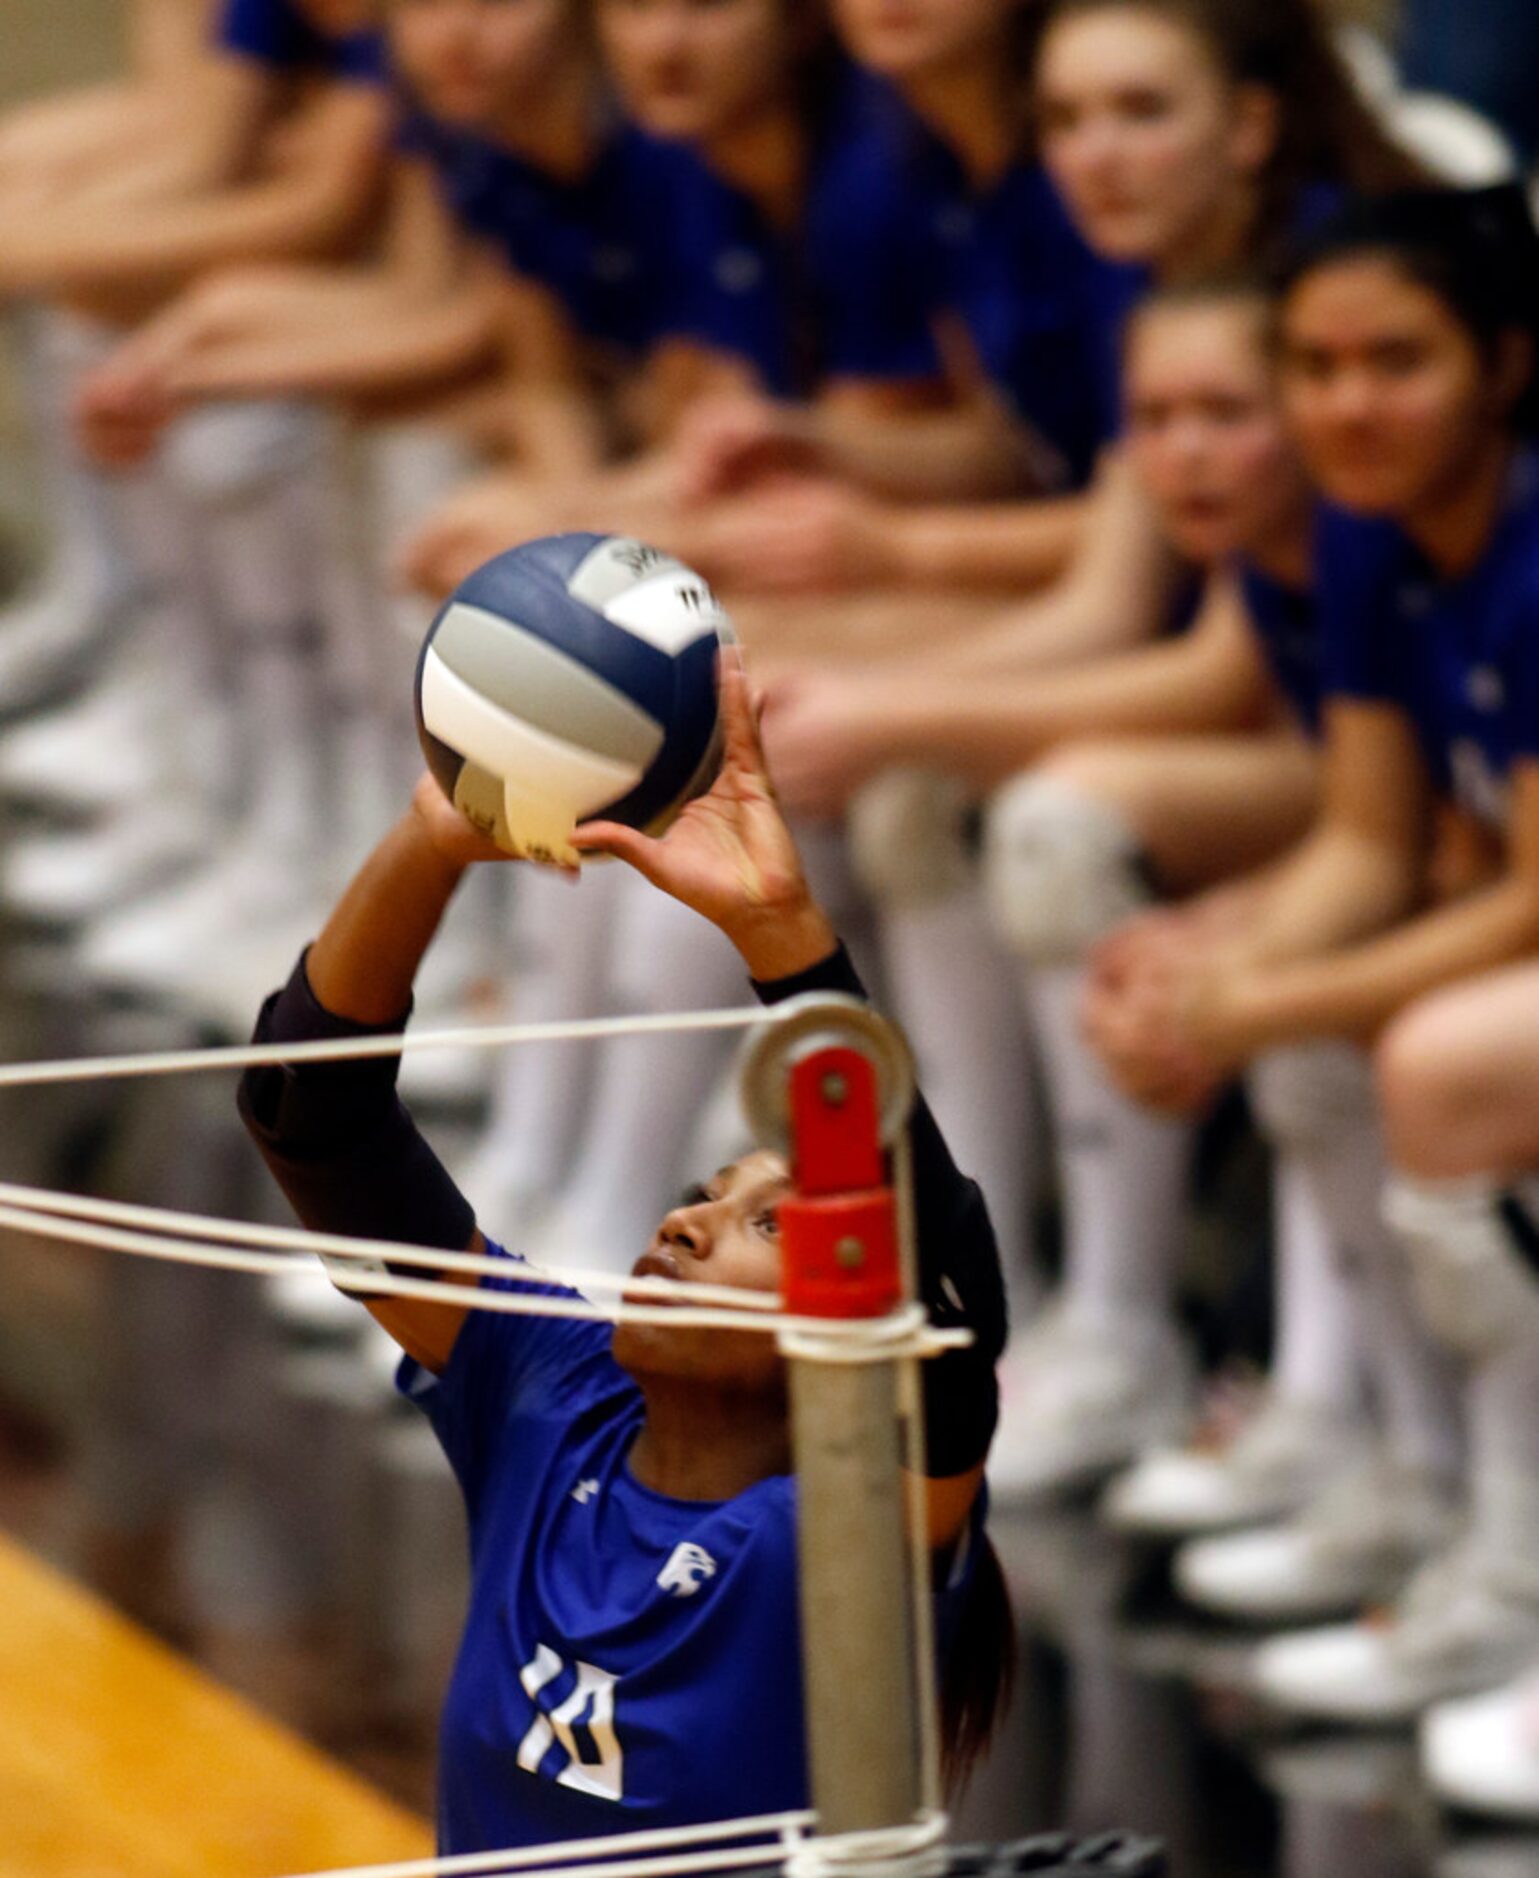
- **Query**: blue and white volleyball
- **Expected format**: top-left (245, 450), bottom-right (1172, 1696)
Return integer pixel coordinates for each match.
top-left (415, 534), bottom-right (735, 865)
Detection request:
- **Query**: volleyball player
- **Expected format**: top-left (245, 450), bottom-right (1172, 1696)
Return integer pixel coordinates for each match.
top-left (689, 0), bottom-right (1420, 602)
top-left (0, 0), bottom-right (394, 946)
top-left (750, 0), bottom-right (1432, 1501)
top-left (238, 656), bottom-right (1012, 1851)
top-left (766, 279), bottom-right (1416, 1515)
top-left (1094, 188), bottom-right (1539, 1717)
top-left (1378, 964), bottom-right (1539, 1816)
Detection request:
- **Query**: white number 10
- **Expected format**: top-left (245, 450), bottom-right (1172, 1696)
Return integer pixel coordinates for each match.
top-left (517, 1644), bottom-right (623, 1802)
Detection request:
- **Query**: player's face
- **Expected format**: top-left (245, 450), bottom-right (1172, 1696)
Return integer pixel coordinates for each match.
top-left (1037, 8), bottom-right (1275, 269)
top-left (597, 0), bottom-right (797, 145)
top-left (611, 1149), bottom-right (791, 1391)
top-left (1281, 259), bottom-right (1511, 519)
top-left (831, 0), bottom-right (1014, 80)
top-left (1126, 301), bottom-right (1306, 565)
top-left (390, 0), bottom-right (573, 126)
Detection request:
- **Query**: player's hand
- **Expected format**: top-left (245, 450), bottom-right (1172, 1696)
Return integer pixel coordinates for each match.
top-left (759, 669), bottom-right (894, 818)
top-left (396, 473), bottom-right (541, 598)
top-left (669, 393), bottom-right (823, 507)
top-left (694, 479), bottom-right (898, 594)
top-left (1084, 943), bottom-right (1232, 1115)
top-left (409, 771), bottom-right (527, 870)
top-left (573, 650), bottom-right (834, 979)
top-left (74, 359), bottom-right (174, 468)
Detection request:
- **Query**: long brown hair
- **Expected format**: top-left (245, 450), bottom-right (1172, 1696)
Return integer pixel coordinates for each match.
top-left (1036, 0), bottom-right (1427, 257)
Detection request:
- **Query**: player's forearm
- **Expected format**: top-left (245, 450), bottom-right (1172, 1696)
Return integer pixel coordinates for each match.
top-left (1221, 876), bottom-right (1539, 1052)
top-left (884, 632), bottom-right (1272, 784)
top-left (814, 399), bottom-right (1036, 503)
top-left (502, 382), bottom-right (611, 480)
top-left (751, 942), bottom-right (1004, 1473)
top-left (0, 171), bottom-right (376, 297)
top-left (171, 295), bottom-right (501, 403)
top-left (892, 496), bottom-right (1087, 592)
top-left (1226, 827), bottom-right (1424, 972)
top-left (306, 810), bottom-right (469, 1027)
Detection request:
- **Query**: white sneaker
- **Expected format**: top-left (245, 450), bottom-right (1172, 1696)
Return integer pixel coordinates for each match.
top-left (1101, 1392), bottom-right (1365, 1539)
top-left (1175, 1454), bottom-right (1460, 1623)
top-left (0, 573), bottom-right (131, 721)
top-left (265, 1266), bottom-right (367, 1342)
top-left (987, 1302), bottom-right (1194, 1505)
top-left (1424, 1668), bottom-right (1539, 1822)
top-left (1437, 1840), bottom-right (1539, 1878)
top-left (0, 648), bottom-right (174, 810)
top-left (78, 840), bottom-right (318, 1001)
top-left (1253, 1540), bottom-right (1539, 1725)
top-left (2, 798), bottom-right (210, 925)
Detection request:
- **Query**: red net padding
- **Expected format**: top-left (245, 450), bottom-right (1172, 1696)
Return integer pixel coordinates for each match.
top-left (780, 1046), bottom-right (898, 1320)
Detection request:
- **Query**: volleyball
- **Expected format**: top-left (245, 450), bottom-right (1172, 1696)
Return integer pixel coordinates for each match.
top-left (414, 533), bottom-right (735, 865)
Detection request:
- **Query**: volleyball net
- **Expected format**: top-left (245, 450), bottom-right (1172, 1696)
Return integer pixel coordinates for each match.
top-left (0, 991), bottom-right (1166, 1878)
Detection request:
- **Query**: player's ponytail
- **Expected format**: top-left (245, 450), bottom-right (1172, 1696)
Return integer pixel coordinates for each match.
top-left (938, 1532), bottom-right (1016, 1798)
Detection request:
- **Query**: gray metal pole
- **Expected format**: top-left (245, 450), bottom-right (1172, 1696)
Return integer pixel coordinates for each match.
top-left (787, 1350), bottom-right (923, 1835)
top-left (739, 996), bottom-right (931, 1841)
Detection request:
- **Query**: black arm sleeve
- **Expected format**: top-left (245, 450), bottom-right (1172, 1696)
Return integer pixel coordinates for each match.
top-left (237, 949), bottom-right (476, 1253)
top-left (753, 946), bottom-right (1006, 1478)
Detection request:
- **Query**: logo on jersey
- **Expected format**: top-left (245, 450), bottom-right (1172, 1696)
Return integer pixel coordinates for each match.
top-left (657, 1543), bottom-right (718, 1598)
top-left (572, 1478), bottom-right (600, 1505)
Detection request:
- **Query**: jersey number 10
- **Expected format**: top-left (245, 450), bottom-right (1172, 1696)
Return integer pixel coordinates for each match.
top-left (517, 1644), bottom-right (624, 1801)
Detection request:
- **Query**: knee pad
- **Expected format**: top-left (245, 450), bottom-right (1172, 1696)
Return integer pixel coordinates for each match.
top-left (846, 766), bottom-right (976, 909)
top-left (162, 399), bottom-right (329, 507)
top-left (1248, 1043), bottom-right (1376, 1151)
top-left (1383, 1173), bottom-right (1539, 1359)
top-left (981, 773), bottom-right (1151, 964)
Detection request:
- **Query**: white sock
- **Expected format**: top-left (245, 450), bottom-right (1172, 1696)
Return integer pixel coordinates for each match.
top-left (7, 306), bottom-right (134, 609)
top-left (1027, 960), bottom-right (1194, 1326)
top-left (1291, 1106), bottom-right (1464, 1481)
top-left (470, 864), bottom-right (623, 1222)
top-left (1269, 1148), bottom-right (1365, 1416)
top-left (1469, 1336), bottom-right (1539, 1570)
top-left (171, 405), bottom-right (330, 867)
top-left (879, 887), bottom-right (1039, 1324)
top-left (547, 871), bottom-right (746, 1273)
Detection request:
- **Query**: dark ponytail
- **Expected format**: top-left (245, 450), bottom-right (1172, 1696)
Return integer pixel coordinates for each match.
top-left (938, 1533), bottom-right (1016, 1800)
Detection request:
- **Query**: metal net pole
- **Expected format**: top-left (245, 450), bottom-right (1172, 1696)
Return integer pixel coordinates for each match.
top-left (740, 997), bottom-right (931, 1842)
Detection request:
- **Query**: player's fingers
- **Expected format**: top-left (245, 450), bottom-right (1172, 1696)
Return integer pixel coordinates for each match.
top-left (717, 649), bottom-right (769, 777)
top-left (571, 820), bottom-right (663, 881)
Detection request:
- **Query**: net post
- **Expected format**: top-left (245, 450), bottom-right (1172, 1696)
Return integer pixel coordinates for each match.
top-left (739, 996), bottom-right (931, 1841)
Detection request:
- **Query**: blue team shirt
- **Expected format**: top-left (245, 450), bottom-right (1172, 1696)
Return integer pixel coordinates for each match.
top-left (1320, 449), bottom-right (1539, 827)
top-left (821, 80), bottom-right (1141, 487)
top-left (402, 1244), bottom-right (980, 1856)
top-left (646, 65), bottom-right (949, 396)
top-left (396, 111), bottom-right (675, 353)
top-left (218, 0), bottom-right (386, 82)
top-left (1240, 563), bottom-right (1323, 737)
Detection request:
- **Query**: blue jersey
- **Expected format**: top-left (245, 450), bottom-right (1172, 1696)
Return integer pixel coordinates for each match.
top-left (396, 112), bottom-right (673, 353)
top-left (823, 81), bottom-right (1141, 488)
top-left (1240, 562), bottom-right (1323, 737)
top-left (649, 65), bottom-right (946, 396)
top-left (218, 0), bottom-right (385, 83)
top-left (402, 1244), bottom-right (980, 1857)
top-left (1320, 449), bottom-right (1539, 827)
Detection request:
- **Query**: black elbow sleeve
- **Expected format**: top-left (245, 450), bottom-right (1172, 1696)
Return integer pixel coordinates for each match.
top-left (237, 952), bottom-right (475, 1254)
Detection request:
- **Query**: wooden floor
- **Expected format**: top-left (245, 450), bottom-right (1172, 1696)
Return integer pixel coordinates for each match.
top-left (0, 1532), bottom-right (432, 1878)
